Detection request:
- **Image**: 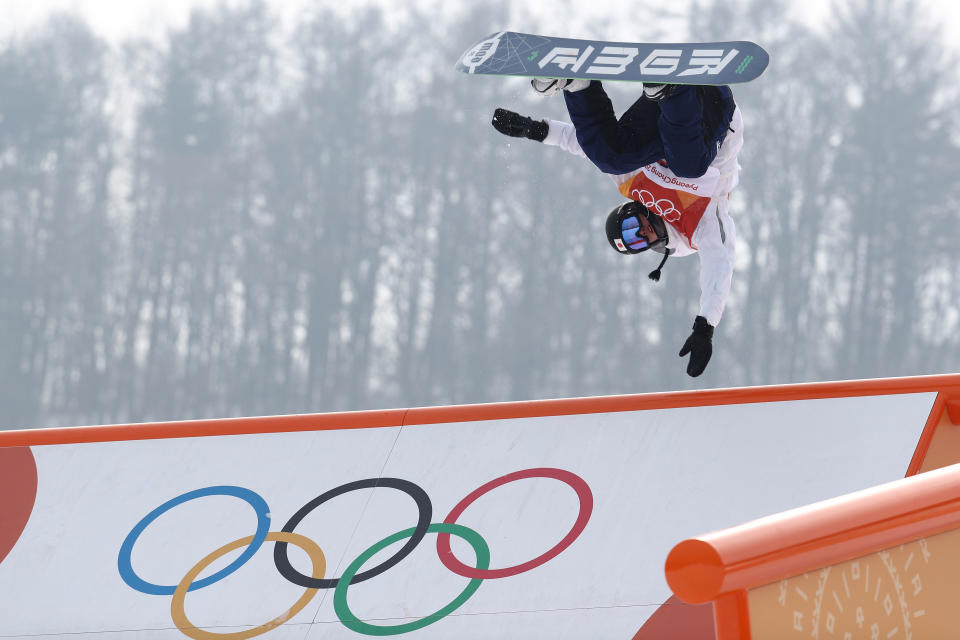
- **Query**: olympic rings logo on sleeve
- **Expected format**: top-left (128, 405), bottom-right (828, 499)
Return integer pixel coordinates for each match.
top-left (117, 467), bottom-right (593, 638)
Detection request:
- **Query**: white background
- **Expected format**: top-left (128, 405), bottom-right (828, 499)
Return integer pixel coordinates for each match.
top-left (4, 0), bottom-right (960, 45)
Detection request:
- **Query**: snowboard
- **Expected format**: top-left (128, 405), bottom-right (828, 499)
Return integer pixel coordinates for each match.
top-left (456, 31), bottom-right (768, 85)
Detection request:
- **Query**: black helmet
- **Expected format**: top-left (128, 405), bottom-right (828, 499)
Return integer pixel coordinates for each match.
top-left (604, 201), bottom-right (673, 281)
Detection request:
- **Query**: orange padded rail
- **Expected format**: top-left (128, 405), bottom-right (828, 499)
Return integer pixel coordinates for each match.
top-left (665, 462), bottom-right (960, 625)
top-left (2, 373), bottom-right (960, 448)
top-left (948, 399), bottom-right (960, 424)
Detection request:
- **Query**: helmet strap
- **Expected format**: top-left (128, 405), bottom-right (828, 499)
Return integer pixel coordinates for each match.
top-left (648, 252), bottom-right (670, 282)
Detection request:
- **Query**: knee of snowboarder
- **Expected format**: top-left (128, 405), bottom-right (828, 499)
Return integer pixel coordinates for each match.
top-left (581, 140), bottom-right (645, 175)
top-left (668, 160), bottom-right (711, 179)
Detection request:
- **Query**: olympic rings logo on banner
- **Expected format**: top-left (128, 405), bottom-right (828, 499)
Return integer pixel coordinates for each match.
top-left (631, 188), bottom-right (682, 223)
top-left (118, 468), bottom-right (593, 638)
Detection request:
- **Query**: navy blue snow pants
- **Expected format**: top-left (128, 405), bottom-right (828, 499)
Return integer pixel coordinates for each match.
top-left (562, 81), bottom-right (734, 178)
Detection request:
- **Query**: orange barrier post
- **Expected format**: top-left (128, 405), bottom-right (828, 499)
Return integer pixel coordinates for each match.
top-left (666, 461), bottom-right (960, 639)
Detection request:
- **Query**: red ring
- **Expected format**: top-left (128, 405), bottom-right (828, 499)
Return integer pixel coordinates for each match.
top-left (0, 447), bottom-right (38, 566)
top-left (436, 468), bottom-right (592, 579)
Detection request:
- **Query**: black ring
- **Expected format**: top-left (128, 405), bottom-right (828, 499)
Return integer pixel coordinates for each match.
top-left (273, 477), bottom-right (432, 589)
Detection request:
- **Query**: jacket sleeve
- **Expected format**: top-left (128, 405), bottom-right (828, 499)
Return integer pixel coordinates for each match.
top-left (692, 198), bottom-right (737, 327)
top-left (542, 119), bottom-right (590, 160)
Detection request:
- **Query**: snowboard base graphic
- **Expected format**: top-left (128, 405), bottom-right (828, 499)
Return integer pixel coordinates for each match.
top-left (457, 31), bottom-right (769, 85)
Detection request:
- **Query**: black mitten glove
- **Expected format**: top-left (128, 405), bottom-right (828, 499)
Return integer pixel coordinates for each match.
top-left (491, 108), bottom-right (548, 142)
top-left (678, 315), bottom-right (714, 377)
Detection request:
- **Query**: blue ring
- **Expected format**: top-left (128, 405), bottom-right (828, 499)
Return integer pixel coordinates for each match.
top-left (118, 486), bottom-right (270, 595)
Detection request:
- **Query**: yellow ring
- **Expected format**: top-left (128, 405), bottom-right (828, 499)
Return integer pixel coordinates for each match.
top-left (171, 532), bottom-right (325, 640)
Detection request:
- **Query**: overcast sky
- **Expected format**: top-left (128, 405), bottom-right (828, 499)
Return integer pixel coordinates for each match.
top-left (4, 0), bottom-right (960, 45)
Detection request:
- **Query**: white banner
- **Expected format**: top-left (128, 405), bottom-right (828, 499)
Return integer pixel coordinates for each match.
top-left (0, 393), bottom-right (935, 639)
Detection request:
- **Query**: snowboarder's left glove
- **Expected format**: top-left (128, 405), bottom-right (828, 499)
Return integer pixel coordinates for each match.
top-left (491, 108), bottom-right (548, 142)
top-left (678, 316), bottom-right (713, 377)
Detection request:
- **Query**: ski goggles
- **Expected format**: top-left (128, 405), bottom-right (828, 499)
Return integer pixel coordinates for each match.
top-left (620, 215), bottom-right (651, 251)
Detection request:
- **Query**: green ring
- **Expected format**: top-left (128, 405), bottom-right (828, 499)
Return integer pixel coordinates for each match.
top-left (333, 522), bottom-right (489, 636)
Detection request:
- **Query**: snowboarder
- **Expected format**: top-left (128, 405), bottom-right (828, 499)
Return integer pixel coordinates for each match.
top-left (491, 79), bottom-right (743, 377)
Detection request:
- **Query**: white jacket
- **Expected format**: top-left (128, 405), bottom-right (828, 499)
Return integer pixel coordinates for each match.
top-left (543, 107), bottom-right (743, 327)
